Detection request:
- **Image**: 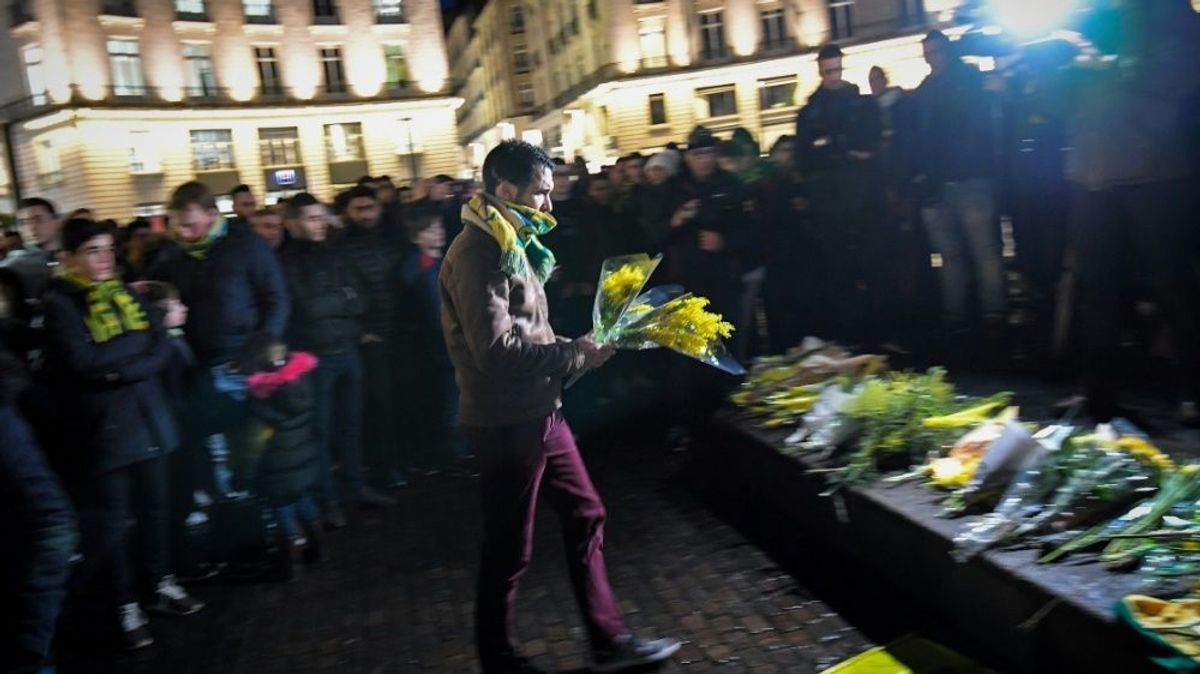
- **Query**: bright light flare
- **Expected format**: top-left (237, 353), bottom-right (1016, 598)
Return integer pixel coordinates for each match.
top-left (989, 0), bottom-right (1081, 39)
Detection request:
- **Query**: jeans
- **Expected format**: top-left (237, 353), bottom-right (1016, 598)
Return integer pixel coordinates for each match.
top-left (83, 457), bottom-right (169, 608)
top-left (275, 493), bottom-right (320, 540)
top-left (312, 349), bottom-right (365, 505)
top-left (922, 178), bottom-right (1005, 326)
top-left (467, 412), bottom-right (626, 671)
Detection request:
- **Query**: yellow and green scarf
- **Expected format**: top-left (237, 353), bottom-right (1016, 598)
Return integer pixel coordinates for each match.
top-left (173, 215), bottom-right (229, 260)
top-left (465, 193), bottom-right (557, 284)
top-left (65, 272), bottom-right (150, 343)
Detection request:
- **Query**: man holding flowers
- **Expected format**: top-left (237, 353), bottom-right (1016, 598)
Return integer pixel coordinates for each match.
top-left (439, 140), bottom-right (680, 674)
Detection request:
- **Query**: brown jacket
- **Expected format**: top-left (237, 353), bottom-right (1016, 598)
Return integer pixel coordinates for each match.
top-left (439, 211), bottom-right (586, 428)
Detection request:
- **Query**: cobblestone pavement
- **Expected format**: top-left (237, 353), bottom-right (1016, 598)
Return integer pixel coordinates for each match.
top-left (58, 439), bottom-right (874, 674)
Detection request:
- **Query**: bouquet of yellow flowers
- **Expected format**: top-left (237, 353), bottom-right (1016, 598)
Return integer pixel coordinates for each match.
top-left (567, 254), bottom-right (745, 387)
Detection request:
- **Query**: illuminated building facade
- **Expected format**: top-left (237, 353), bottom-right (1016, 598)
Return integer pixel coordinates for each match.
top-left (2, 0), bottom-right (461, 218)
top-left (451, 0), bottom-right (963, 170)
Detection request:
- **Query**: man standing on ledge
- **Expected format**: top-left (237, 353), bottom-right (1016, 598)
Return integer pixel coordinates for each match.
top-left (439, 140), bottom-right (680, 674)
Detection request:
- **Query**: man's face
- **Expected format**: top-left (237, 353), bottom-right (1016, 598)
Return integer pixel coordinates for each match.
top-left (646, 165), bottom-right (669, 186)
top-left (924, 40), bottom-right (948, 74)
top-left (68, 233), bottom-right (117, 282)
top-left (232, 191), bottom-right (258, 220)
top-left (288, 204), bottom-right (328, 242)
top-left (170, 204), bottom-right (217, 244)
top-left (252, 213), bottom-right (286, 248)
top-left (415, 220), bottom-right (446, 256)
top-left (869, 69), bottom-right (887, 96)
top-left (552, 167), bottom-right (577, 200)
top-left (818, 56), bottom-right (844, 89)
top-left (162, 297), bottom-right (188, 328)
top-left (376, 183), bottom-right (397, 204)
top-left (685, 147), bottom-right (717, 179)
top-left (586, 179), bottom-right (613, 206)
top-left (430, 181), bottom-right (452, 202)
top-left (771, 143), bottom-right (794, 170)
top-left (347, 196), bottom-right (381, 228)
top-left (623, 158), bottom-right (645, 184)
top-left (511, 166), bottom-right (554, 213)
top-left (16, 205), bottom-right (61, 248)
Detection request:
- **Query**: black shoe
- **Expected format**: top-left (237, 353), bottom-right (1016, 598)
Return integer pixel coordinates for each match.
top-left (353, 487), bottom-right (398, 508)
top-left (119, 603), bottom-right (154, 650)
top-left (143, 575), bottom-right (204, 616)
top-left (592, 634), bottom-right (681, 673)
top-left (301, 523), bottom-right (328, 564)
top-left (483, 653), bottom-right (547, 674)
top-left (323, 504), bottom-right (348, 530)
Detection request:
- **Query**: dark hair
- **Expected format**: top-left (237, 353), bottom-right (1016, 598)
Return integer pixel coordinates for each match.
top-left (482, 140), bottom-right (553, 194)
top-left (231, 184), bottom-right (252, 197)
top-left (332, 189), bottom-right (353, 215)
top-left (817, 44), bottom-right (843, 61)
top-left (18, 197), bottom-right (57, 217)
top-left (132, 280), bottom-right (180, 305)
top-left (285, 192), bottom-right (321, 220)
top-left (403, 205), bottom-right (443, 242)
top-left (345, 185), bottom-right (378, 204)
top-left (433, 174), bottom-right (454, 183)
top-left (923, 30), bottom-right (950, 46)
top-left (718, 139), bottom-right (747, 159)
top-left (356, 175), bottom-right (376, 186)
top-left (3, 230), bottom-right (22, 242)
top-left (61, 218), bottom-right (113, 253)
top-left (127, 218), bottom-right (152, 233)
top-left (625, 152), bottom-right (644, 161)
top-left (769, 135), bottom-right (794, 154)
top-left (235, 331), bottom-right (286, 374)
top-left (168, 181), bottom-right (217, 212)
top-left (70, 208), bottom-right (95, 219)
top-left (252, 208), bottom-right (279, 219)
top-left (376, 175), bottom-right (393, 183)
top-left (869, 65), bottom-right (887, 81)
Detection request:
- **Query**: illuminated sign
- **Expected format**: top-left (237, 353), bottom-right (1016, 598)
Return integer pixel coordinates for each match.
top-left (273, 168), bottom-right (297, 186)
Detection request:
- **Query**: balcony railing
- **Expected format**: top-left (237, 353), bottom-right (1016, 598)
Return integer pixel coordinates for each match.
top-left (0, 81), bottom-right (460, 123)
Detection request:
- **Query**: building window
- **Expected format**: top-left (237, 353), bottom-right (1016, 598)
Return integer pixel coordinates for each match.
top-left (638, 18), bottom-right (667, 68)
top-left (761, 9), bottom-right (788, 51)
top-left (128, 131), bottom-right (161, 174)
top-left (243, 0), bottom-right (273, 21)
top-left (259, 127), bottom-right (301, 166)
top-left (173, 0), bottom-right (206, 17)
top-left (648, 93), bottom-right (667, 125)
top-left (587, 0), bottom-right (597, 20)
top-left (759, 76), bottom-right (797, 110)
top-left (511, 5), bottom-right (524, 33)
top-left (394, 118), bottom-right (421, 154)
top-left (373, 0), bottom-right (403, 22)
top-left (190, 129), bottom-right (236, 171)
top-left (183, 43), bottom-right (217, 97)
top-left (101, 0), bottom-right (138, 17)
top-left (320, 47), bottom-right (346, 94)
top-left (828, 0), bottom-right (854, 40)
top-left (699, 12), bottom-right (727, 61)
top-left (513, 45), bottom-right (530, 74)
top-left (107, 39), bottom-right (146, 96)
top-left (696, 85), bottom-right (737, 118)
top-left (324, 123), bottom-right (364, 162)
top-left (36, 137), bottom-right (61, 183)
top-left (898, 0), bottom-right (925, 27)
top-left (313, 0), bottom-right (338, 22)
top-left (22, 45), bottom-right (46, 106)
top-left (384, 44), bottom-right (409, 88)
top-left (517, 84), bottom-right (534, 110)
top-left (254, 47), bottom-right (282, 95)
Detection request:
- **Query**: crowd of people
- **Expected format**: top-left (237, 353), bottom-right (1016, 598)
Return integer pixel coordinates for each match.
top-left (2, 5), bottom-right (1199, 670)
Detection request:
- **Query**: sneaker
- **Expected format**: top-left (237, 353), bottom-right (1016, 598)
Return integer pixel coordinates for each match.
top-left (592, 634), bottom-right (682, 673)
top-left (144, 575), bottom-right (204, 616)
top-left (119, 603), bottom-right (153, 650)
top-left (323, 504), bottom-right (348, 530)
top-left (353, 486), bottom-right (398, 508)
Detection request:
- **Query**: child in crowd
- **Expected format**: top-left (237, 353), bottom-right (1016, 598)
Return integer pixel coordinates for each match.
top-left (394, 207), bottom-right (467, 475)
top-left (42, 218), bottom-right (202, 651)
top-left (235, 332), bottom-right (326, 579)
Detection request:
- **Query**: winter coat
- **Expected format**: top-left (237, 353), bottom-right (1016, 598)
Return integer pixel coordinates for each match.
top-left (794, 83), bottom-right (882, 176)
top-left (146, 224), bottom-right (289, 365)
top-left (41, 278), bottom-right (179, 474)
top-left (659, 169), bottom-right (756, 305)
top-left (395, 250), bottom-right (450, 375)
top-left (910, 63), bottom-right (999, 187)
top-left (279, 238), bottom-right (366, 355)
top-left (334, 225), bottom-right (401, 340)
top-left (245, 352), bottom-right (319, 503)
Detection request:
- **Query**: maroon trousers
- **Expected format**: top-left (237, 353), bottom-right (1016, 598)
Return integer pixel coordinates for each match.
top-left (466, 411), bottom-right (626, 670)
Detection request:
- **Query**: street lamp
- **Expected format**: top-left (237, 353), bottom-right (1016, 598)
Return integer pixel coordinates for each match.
top-left (399, 116), bottom-right (420, 180)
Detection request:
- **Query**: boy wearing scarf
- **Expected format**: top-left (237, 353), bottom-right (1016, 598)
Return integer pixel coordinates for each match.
top-left (42, 219), bottom-right (203, 651)
top-left (439, 140), bottom-right (679, 674)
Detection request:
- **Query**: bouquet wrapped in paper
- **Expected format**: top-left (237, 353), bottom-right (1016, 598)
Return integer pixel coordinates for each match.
top-left (567, 254), bottom-right (745, 386)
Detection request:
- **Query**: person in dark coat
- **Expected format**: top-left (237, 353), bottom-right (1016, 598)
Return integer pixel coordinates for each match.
top-left (146, 181), bottom-right (289, 499)
top-left (0, 349), bottom-right (78, 674)
top-left (1, 197), bottom-right (63, 324)
top-left (42, 218), bottom-right (202, 652)
top-left (237, 332), bottom-right (325, 577)
top-left (281, 192), bottom-right (391, 528)
top-left (336, 185), bottom-right (407, 495)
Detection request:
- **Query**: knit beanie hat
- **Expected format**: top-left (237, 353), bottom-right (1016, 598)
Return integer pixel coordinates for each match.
top-left (645, 149), bottom-right (682, 177)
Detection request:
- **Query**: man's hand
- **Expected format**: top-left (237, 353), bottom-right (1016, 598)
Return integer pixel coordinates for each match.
top-left (698, 230), bottom-right (724, 252)
top-left (361, 333), bottom-right (384, 344)
top-left (670, 200), bottom-right (700, 228)
top-left (576, 333), bottom-right (616, 370)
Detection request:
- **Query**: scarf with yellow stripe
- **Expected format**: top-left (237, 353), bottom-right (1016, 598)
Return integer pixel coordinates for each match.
top-left (172, 215), bottom-right (229, 260)
top-left (463, 193), bottom-right (557, 284)
top-left (64, 272), bottom-right (150, 343)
